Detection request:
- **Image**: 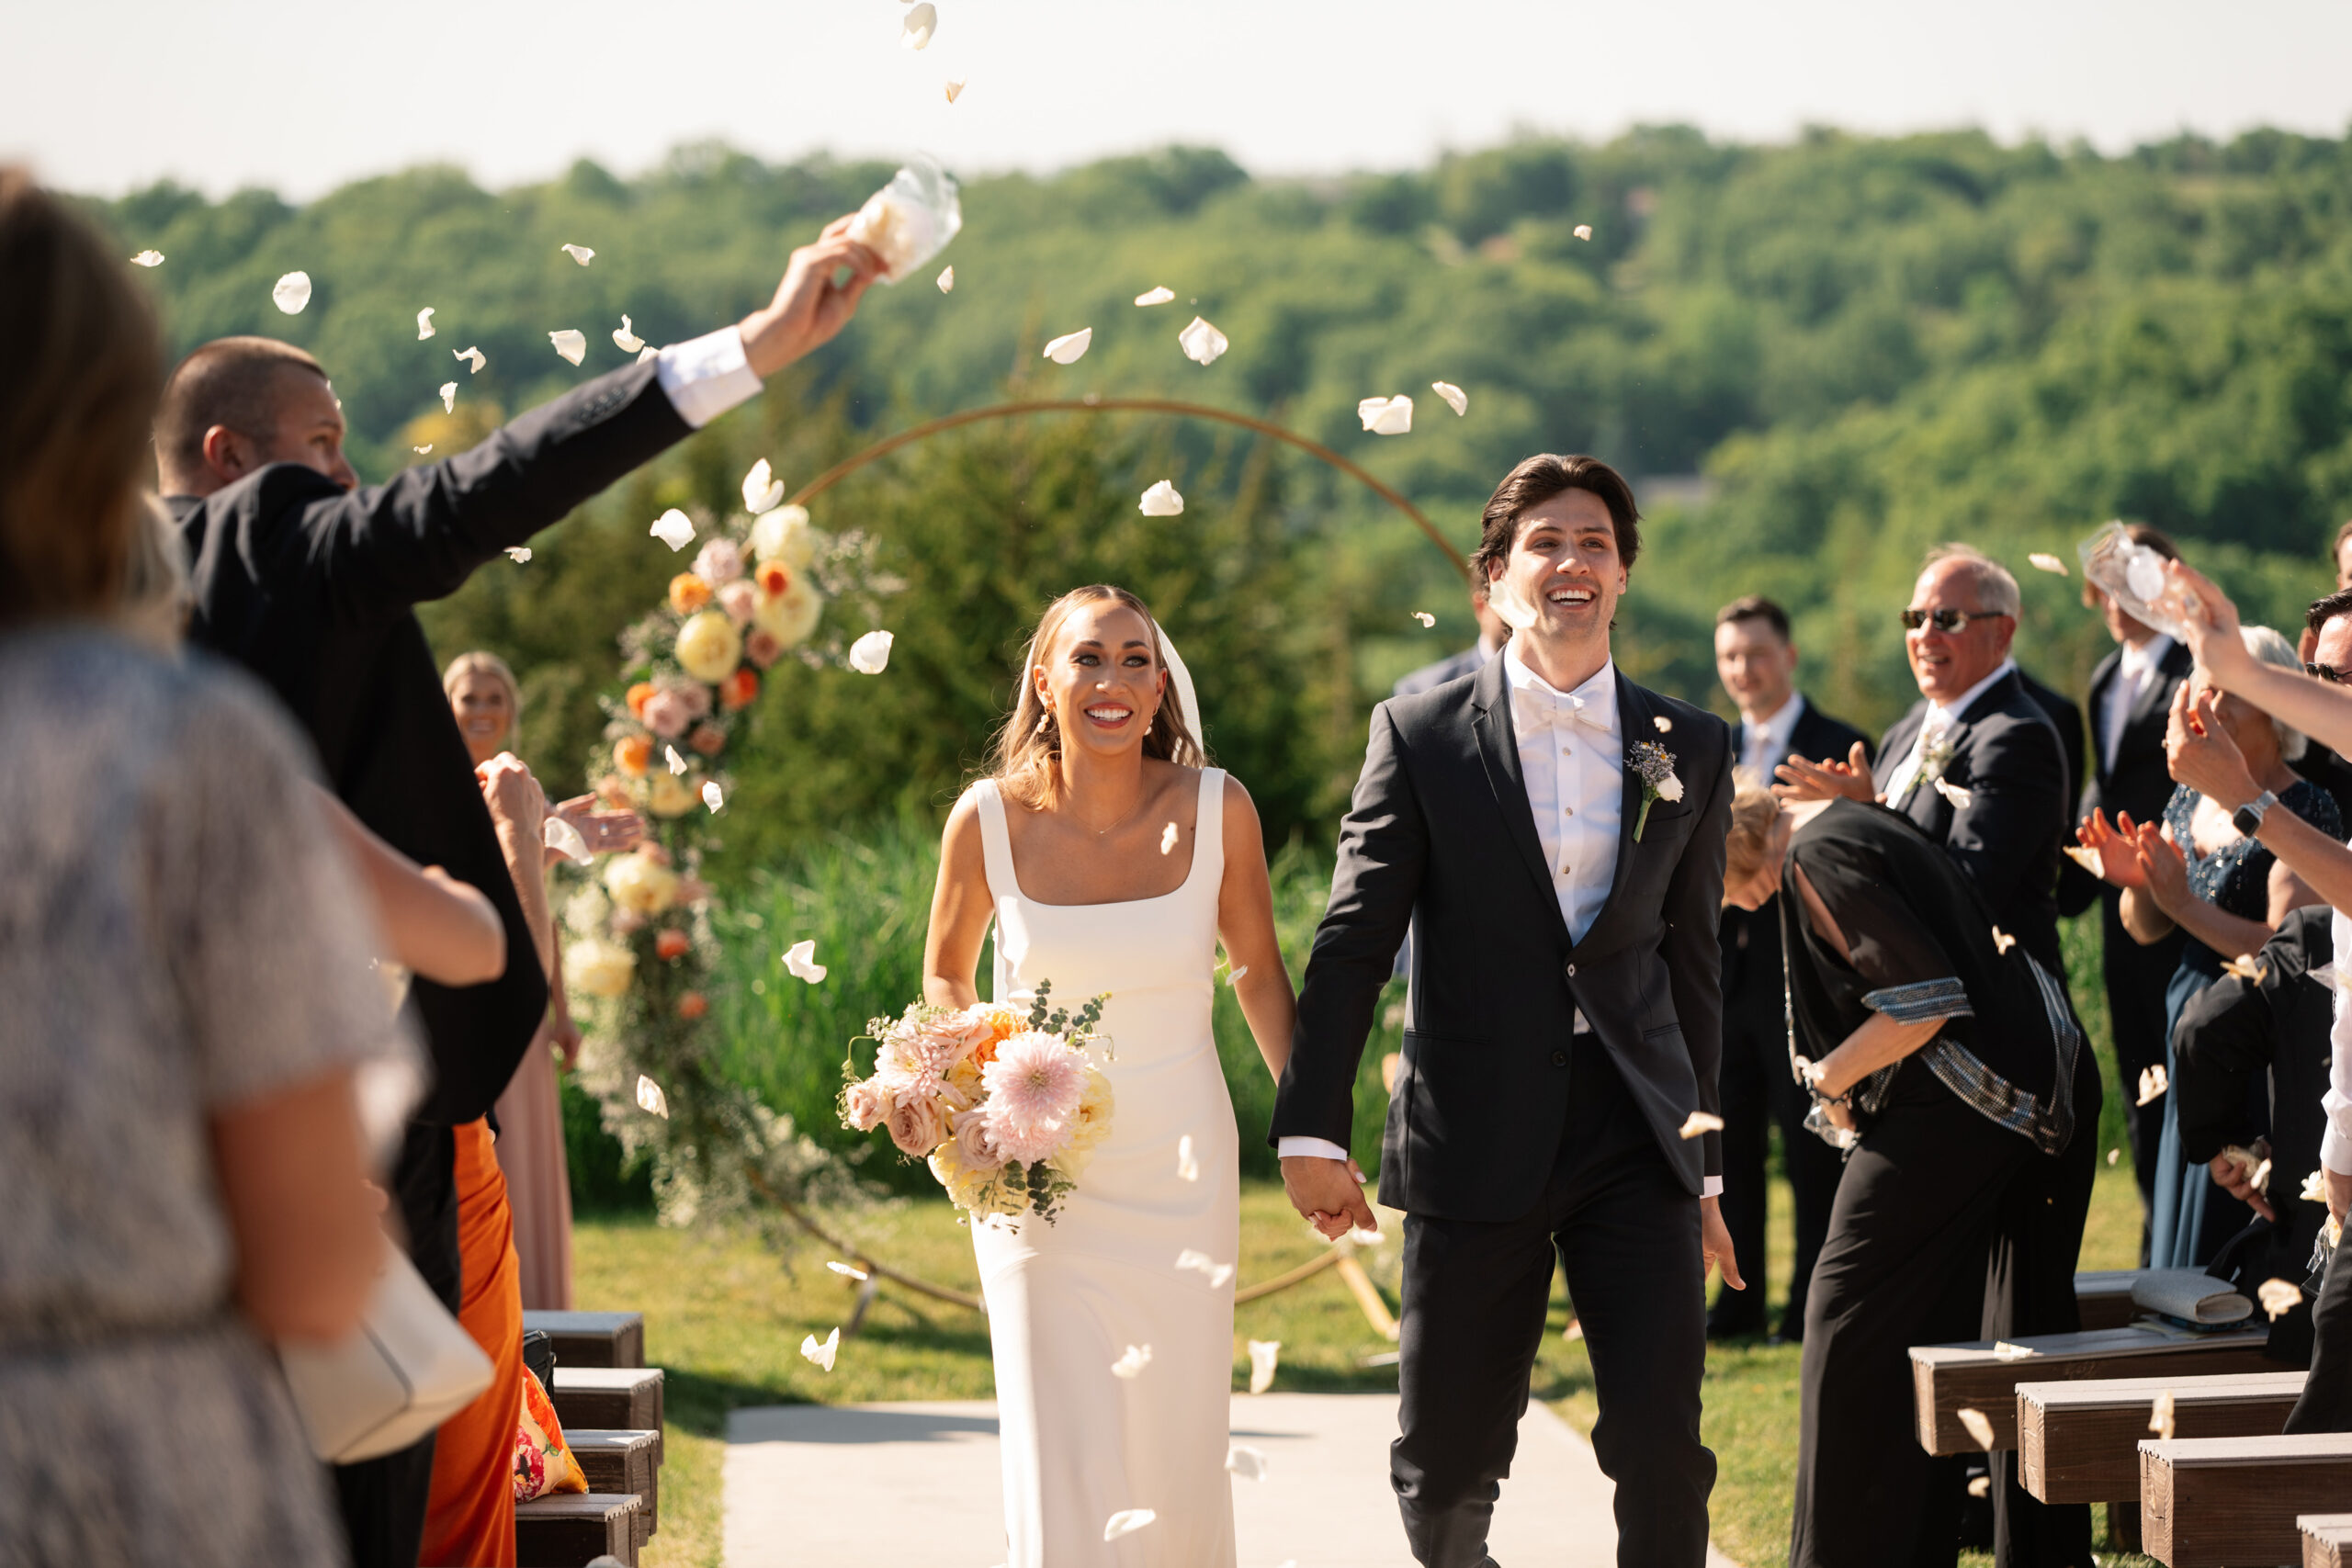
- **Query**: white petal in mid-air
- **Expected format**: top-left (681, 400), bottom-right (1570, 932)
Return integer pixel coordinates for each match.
top-left (2303, 1168), bottom-right (2329, 1204)
top-left (2150, 1390), bottom-right (2177, 1439)
top-left (130, 250), bottom-right (164, 267)
top-left (702, 780), bottom-right (724, 814)
top-left (944, 78), bottom-right (967, 103)
top-left (1655, 716), bottom-right (1674, 732)
top-left (937, 265), bottom-right (955, 292)
top-left (1358, 395), bottom-right (1414, 434)
top-left (650, 509), bottom-right (696, 551)
top-left (1573, 224), bottom-right (1593, 241)
top-left (273, 271), bottom-right (312, 313)
top-left (1110, 1344), bottom-right (1152, 1379)
top-left (415, 445), bottom-right (435, 455)
top-left (1431, 380), bottom-right (1468, 415)
top-left (2137, 1064), bottom-right (2168, 1106)
top-left (438, 382), bottom-right (457, 413)
top-left (1175, 1134), bottom-right (1199, 1182)
top-left (503, 545), bottom-right (528, 561)
top-left (1135, 286), bottom-right (1175, 307)
top-left (1160, 821), bottom-right (1179, 856)
top-left (2258, 1277), bottom-right (2303, 1320)
top-left (561, 243), bottom-right (594, 265)
top-left (784, 940), bottom-right (828, 984)
top-left (1226, 966), bottom-right (1248, 986)
top-left (416, 307), bottom-right (435, 340)
top-left (849, 630), bottom-right (895, 674)
top-left (1247, 1338), bottom-right (1281, 1394)
top-left (455, 345), bottom-right (485, 374)
top-left (636, 1075), bottom-right (669, 1119)
top-left (1178, 316), bottom-right (1228, 365)
top-left (2028, 552), bottom-right (2069, 576)
top-left (1139, 480), bottom-right (1184, 516)
top-left (1043, 328), bottom-right (1092, 365)
top-left (900, 2), bottom-right (936, 48)
top-left (549, 329), bottom-right (587, 366)
top-left (1933, 776), bottom-right (1973, 810)
top-left (1227, 1446), bottom-right (1270, 1482)
top-left (827, 1260), bottom-right (870, 1280)
top-left (542, 814), bottom-right (591, 866)
top-left (639, 345), bottom-right (658, 363)
top-left (1678, 1111), bottom-right (1724, 1140)
top-left (742, 458), bottom-right (786, 515)
top-left (1102, 1510), bottom-right (1156, 1543)
top-left (1956, 1408), bottom-right (1995, 1450)
top-left (1412, 611), bottom-right (1436, 628)
top-left (665, 745), bottom-right (687, 777)
top-left (614, 314), bottom-right (645, 354)
top-left (800, 1327), bottom-right (840, 1371)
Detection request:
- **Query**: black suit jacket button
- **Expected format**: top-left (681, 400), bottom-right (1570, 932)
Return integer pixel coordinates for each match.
top-left (1551, 1049), bottom-right (1568, 1067)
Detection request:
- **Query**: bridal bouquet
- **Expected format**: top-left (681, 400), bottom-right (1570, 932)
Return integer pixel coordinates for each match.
top-left (840, 982), bottom-right (1113, 1223)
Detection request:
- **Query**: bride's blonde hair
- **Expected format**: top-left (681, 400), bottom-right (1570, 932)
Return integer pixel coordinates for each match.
top-left (986, 584), bottom-right (1204, 810)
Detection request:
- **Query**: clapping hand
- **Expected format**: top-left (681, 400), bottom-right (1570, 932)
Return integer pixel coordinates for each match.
top-left (2076, 808), bottom-right (2151, 888)
top-left (1773, 741), bottom-right (1877, 805)
top-left (2132, 820), bottom-right (2192, 918)
top-left (2165, 686), bottom-right (2261, 811)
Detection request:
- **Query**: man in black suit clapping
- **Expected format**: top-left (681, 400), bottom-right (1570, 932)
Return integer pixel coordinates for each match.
top-left (1706, 595), bottom-right (1870, 1341)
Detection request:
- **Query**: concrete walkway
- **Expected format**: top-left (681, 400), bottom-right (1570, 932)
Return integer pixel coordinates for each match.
top-left (725, 1392), bottom-right (1741, 1566)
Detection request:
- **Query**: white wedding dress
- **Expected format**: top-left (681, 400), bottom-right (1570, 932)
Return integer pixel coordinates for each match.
top-left (967, 768), bottom-right (1240, 1568)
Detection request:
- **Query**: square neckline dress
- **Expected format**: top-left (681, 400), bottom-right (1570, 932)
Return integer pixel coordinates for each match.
top-left (967, 767), bottom-right (1240, 1568)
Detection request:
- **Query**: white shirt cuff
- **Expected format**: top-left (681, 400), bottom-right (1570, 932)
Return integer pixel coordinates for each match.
top-left (656, 326), bottom-right (761, 430)
top-left (1277, 1136), bottom-right (1351, 1164)
top-left (2323, 1121), bottom-right (2352, 1179)
top-left (1702, 1175), bottom-right (1724, 1199)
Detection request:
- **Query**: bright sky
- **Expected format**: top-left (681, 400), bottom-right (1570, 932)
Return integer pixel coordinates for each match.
top-left (17, 0), bottom-right (2352, 199)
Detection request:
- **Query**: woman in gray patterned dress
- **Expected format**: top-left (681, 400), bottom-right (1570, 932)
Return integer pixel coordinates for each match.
top-left (0, 168), bottom-right (405, 1568)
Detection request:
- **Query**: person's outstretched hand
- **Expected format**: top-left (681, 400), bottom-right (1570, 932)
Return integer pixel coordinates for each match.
top-left (2078, 808), bottom-right (2151, 888)
top-left (1702, 1195), bottom-right (1744, 1292)
top-left (1283, 1155), bottom-right (1376, 1241)
top-left (741, 216), bottom-right (886, 378)
top-left (1773, 741), bottom-right (1876, 804)
top-left (554, 795), bottom-right (644, 856)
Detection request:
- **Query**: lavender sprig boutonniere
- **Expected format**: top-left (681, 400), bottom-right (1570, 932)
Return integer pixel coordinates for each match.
top-left (1630, 739), bottom-right (1683, 841)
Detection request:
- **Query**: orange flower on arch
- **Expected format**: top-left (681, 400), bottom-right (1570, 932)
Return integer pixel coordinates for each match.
top-left (613, 735), bottom-right (653, 777)
top-left (669, 573), bottom-right (713, 615)
top-left (677, 991), bottom-right (710, 1021)
top-left (655, 929), bottom-right (691, 961)
top-left (719, 666), bottom-right (760, 713)
top-left (625, 682), bottom-right (657, 719)
top-left (755, 561), bottom-right (792, 598)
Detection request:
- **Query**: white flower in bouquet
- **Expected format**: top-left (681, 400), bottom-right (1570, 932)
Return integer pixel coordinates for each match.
top-left (565, 937), bottom-right (637, 998)
top-left (674, 610), bottom-right (743, 683)
top-left (604, 849), bottom-right (681, 915)
top-left (749, 503), bottom-right (819, 568)
top-left (981, 1032), bottom-right (1091, 1165)
top-left (753, 574), bottom-right (824, 649)
top-left (1053, 1062), bottom-right (1116, 1180)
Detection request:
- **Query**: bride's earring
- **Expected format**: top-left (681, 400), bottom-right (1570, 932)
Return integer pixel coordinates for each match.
top-left (1035, 704), bottom-right (1053, 735)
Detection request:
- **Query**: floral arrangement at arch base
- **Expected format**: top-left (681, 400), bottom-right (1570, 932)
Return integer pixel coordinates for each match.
top-left (559, 458), bottom-right (898, 1228)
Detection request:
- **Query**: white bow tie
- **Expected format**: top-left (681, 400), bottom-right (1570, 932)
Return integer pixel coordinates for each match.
top-left (1513, 684), bottom-right (1611, 739)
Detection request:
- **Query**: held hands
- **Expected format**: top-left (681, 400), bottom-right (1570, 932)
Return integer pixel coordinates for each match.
top-left (1701, 1196), bottom-right (1744, 1292)
top-left (2165, 685), bottom-right (2260, 811)
top-left (1773, 741), bottom-right (1877, 805)
top-left (741, 215), bottom-right (887, 378)
top-left (1281, 1155), bottom-right (1376, 1241)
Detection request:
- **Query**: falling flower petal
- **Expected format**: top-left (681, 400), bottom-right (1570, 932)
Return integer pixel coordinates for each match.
top-left (1227, 966), bottom-right (1249, 986)
top-left (1655, 716), bottom-right (1674, 732)
top-left (1431, 379), bottom-right (1469, 416)
top-left (1991, 926), bottom-right (2016, 955)
top-left (636, 1075), bottom-right (669, 1118)
top-left (130, 250), bottom-right (164, 267)
top-left (438, 383), bottom-right (457, 413)
top-left (549, 329), bottom-right (587, 366)
top-left (2150, 1390), bottom-right (2177, 1440)
top-left (2029, 552), bottom-right (2069, 576)
top-left (272, 271), bottom-right (312, 313)
top-left (784, 939), bottom-right (827, 984)
top-left (1178, 316), bottom-right (1228, 366)
top-left (1967, 1475), bottom-right (1992, 1498)
top-left (2062, 844), bottom-right (2104, 874)
top-left (638, 345), bottom-right (658, 363)
top-left (1226, 1445), bottom-right (1270, 1482)
top-left (1358, 395), bottom-right (1415, 434)
top-left (1562, 1319), bottom-right (1583, 1342)
top-left (2108, 1148), bottom-right (2120, 1166)
top-left (1043, 328), bottom-right (1092, 364)
top-left (1110, 1344), bottom-right (1152, 1379)
top-left (900, 2), bottom-right (936, 49)
top-left (1349, 1224), bottom-right (1385, 1246)
top-left (455, 345), bottom-right (485, 374)
top-left (1992, 1341), bottom-right (2036, 1362)
top-left (1573, 224), bottom-right (1593, 241)
top-left (416, 445), bottom-right (435, 456)
top-left (503, 546), bottom-right (529, 564)
top-left (614, 314), bottom-right (645, 353)
top-left (2253, 1156), bottom-right (2273, 1193)
top-left (936, 265), bottom-right (955, 292)
top-left (2304, 1168), bottom-right (2330, 1203)
top-left (1160, 821), bottom-right (1180, 855)
top-left (543, 813), bottom-right (592, 866)
top-left (1176, 1134), bottom-right (1199, 1182)
top-left (702, 780), bottom-right (723, 813)
top-left (1136, 286), bottom-right (1176, 307)
top-left (1139, 479), bottom-right (1184, 516)
top-left (1956, 1408), bottom-right (1995, 1450)
top-left (561, 243), bottom-right (594, 265)
top-left (2221, 953), bottom-right (2267, 984)
top-left (944, 77), bottom-right (966, 102)
top-left (849, 629), bottom-right (895, 674)
top-left (800, 1327), bottom-right (839, 1371)
top-left (650, 509), bottom-right (695, 551)
top-left (1248, 1339), bottom-right (1281, 1394)
top-left (1102, 1510), bottom-right (1156, 1543)
top-left (2313, 963), bottom-right (2344, 990)
top-left (1411, 611), bottom-right (1436, 627)
top-left (827, 1260), bottom-right (870, 1280)
top-left (2258, 1277), bottom-right (2302, 1320)
top-left (2137, 1064), bottom-right (2168, 1106)
top-left (665, 745), bottom-right (687, 776)
top-left (1176, 1249), bottom-right (1234, 1288)
top-left (416, 307), bottom-right (436, 340)
top-left (742, 457), bottom-right (786, 515)
top-left (1678, 1111), bottom-right (1724, 1141)
top-left (1933, 776), bottom-right (1973, 809)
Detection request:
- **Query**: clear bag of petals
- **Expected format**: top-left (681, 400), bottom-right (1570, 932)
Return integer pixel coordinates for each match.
top-left (844, 154), bottom-right (963, 283)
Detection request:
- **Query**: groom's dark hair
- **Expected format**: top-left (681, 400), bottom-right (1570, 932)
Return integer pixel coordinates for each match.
top-left (1468, 454), bottom-right (1641, 584)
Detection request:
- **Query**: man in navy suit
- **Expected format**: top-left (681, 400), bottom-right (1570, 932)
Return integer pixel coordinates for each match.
top-left (1394, 578), bottom-right (1509, 697)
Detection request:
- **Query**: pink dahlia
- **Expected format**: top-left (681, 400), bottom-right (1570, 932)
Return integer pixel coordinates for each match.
top-left (980, 1032), bottom-right (1089, 1165)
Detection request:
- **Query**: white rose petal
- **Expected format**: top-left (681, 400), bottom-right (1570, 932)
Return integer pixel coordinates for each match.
top-left (2108, 1147), bottom-right (2121, 1166)
top-left (1043, 328), bottom-right (1092, 365)
top-left (702, 780), bottom-right (724, 814)
top-left (455, 345), bottom-right (485, 374)
top-left (1160, 821), bottom-right (1179, 856)
top-left (504, 546), bottom-right (529, 562)
top-left (549, 329), bottom-right (587, 366)
top-left (272, 271), bottom-right (312, 313)
top-left (1110, 1344), bottom-right (1152, 1379)
top-left (1102, 1510), bottom-right (1156, 1543)
top-left (937, 265), bottom-right (955, 292)
top-left (1956, 1408), bottom-right (1995, 1450)
top-left (1967, 1475), bottom-right (1992, 1499)
top-left (1227, 965), bottom-right (1249, 986)
top-left (1992, 926), bottom-right (2017, 954)
top-left (1139, 479), bottom-right (1184, 516)
top-left (900, 2), bottom-right (936, 48)
top-left (800, 1326), bottom-right (840, 1371)
top-left (1136, 286), bottom-right (1175, 307)
top-left (784, 939), bottom-right (828, 984)
top-left (2150, 1390), bottom-right (2177, 1440)
top-left (2028, 552), bottom-right (2069, 576)
top-left (1178, 315), bottom-right (1228, 366)
top-left (1226, 1445), bottom-right (1270, 1482)
top-left (636, 1075), bottom-right (669, 1119)
top-left (561, 243), bottom-right (594, 265)
top-left (1992, 1341), bottom-right (2036, 1362)
top-left (742, 457), bottom-right (786, 515)
top-left (1657, 772), bottom-right (1685, 803)
top-left (1412, 611), bottom-right (1436, 627)
top-left (2258, 1277), bottom-right (2303, 1321)
top-left (438, 382), bottom-right (457, 413)
top-left (1932, 776), bottom-right (1973, 809)
top-left (1176, 1134), bottom-right (1199, 1182)
top-left (542, 814), bottom-right (592, 866)
top-left (944, 78), bottom-right (966, 103)
top-left (1431, 379), bottom-right (1469, 415)
top-left (1573, 224), bottom-right (1593, 241)
top-left (2221, 953), bottom-right (2267, 984)
top-left (1677, 1111), bottom-right (1724, 1140)
top-left (2137, 1064), bottom-right (2168, 1106)
top-left (614, 314), bottom-right (645, 353)
top-left (416, 307), bottom-right (435, 340)
top-left (650, 509), bottom-right (695, 551)
top-left (827, 1260), bottom-right (870, 1280)
top-left (130, 250), bottom-right (164, 267)
top-left (848, 629), bottom-right (895, 674)
top-left (1358, 395), bottom-right (1414, 434)
top-left (2302, 1168), bottom-right (2329, 1204)
top-left (665, 745), bottom-right (687, 777)
top-left (1248, 1338), bottom-right (1281, 1394)
top-left (638, 345), bottom-right (658, 363)
top-left (1655, 715), bottom-right (1673, 732)
top-left (1176, 1248), bottom-right (1234, 1287)
top-left (415, 445), bottom-right (435, 455)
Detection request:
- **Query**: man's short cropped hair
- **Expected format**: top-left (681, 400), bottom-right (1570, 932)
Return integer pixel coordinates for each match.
top-left (1467, 454), bottom-right (1641, 584)
top-left (2307, 588), bottom-right (2352, 637)
top-left (1921, 543), bottom-right (2021, 618)
top-left (154, 336), bottom-right (326, 479)
top-left (1714, 594), bottom-right (1791, 642)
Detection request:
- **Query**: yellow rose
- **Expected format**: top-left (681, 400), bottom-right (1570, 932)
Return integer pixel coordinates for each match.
top-left (646, 771), bottom-right (698, 818)
top-left (565, 937), bottom-right (637, 998)
top-left (749, 503), bottom-right (819, 569)
top-left (753, 575), bottom-right (824, 649)
top-left (1054, 1064), bottom-right (1117, 1181)
top-left (674, 610), bottom-right (743, 684)
top-left (929, 1141), bottom-right (997, 1213)
top-left (603, 849), bottom-right (681, 914)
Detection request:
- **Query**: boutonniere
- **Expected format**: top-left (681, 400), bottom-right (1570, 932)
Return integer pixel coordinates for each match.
top-left (1917, 728), bottom-right (1973, 808)
top-left (1629, 739), bottom-right (1683, 841)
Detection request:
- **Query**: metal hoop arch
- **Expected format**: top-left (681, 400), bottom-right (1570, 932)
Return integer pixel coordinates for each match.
top-left (781, 395), bottom-right (1469, 579)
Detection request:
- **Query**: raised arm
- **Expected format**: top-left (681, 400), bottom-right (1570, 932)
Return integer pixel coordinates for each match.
top-left (923, 793), bottom-right (995, 1010)
top-left (2168, 558), bottom-right (2352, 756)
top-left (1213, 776), bottom-right (1297, 1080)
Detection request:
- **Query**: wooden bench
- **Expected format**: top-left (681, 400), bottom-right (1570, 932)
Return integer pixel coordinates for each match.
top-left (2302, 1512), bottom-right (2352, 1566)
top-left (514, 1492), bottom-right (642, 1566)
top-left (550, 1366), bottom-right (664, 1434)
top-left (2075, 1269), bottom-right (2144, 1332)
top-left (523, 1310), bottom-right (646, 1371)
top-left (1911, 1325), bottom-right (2275, 1455)
top-left (2017, 1370), bottom-right (2307, 1503)
top-left (567, 1429), bottom-right (661, 1546)
top-left (2141, 1435), bottom-right (2352, 1566)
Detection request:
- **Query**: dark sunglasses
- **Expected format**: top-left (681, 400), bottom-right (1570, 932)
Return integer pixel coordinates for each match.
top-left (2307, 661), bottom-right (2347, 685)
top-left (1900, 607), bottom-right (2010, 634)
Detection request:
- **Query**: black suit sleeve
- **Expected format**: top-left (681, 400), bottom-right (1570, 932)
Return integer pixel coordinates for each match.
top-left (298, 359), bottom-right (694, 617)
top-left (2172, 968), bottom-right (2275, 1168)
top-left (1663, 735), bottom-right (1736, 1180)
top-left (1948, 713), bottom-right (2066, 921)
top-left (1272, 704), bottom-right (1429, 1150)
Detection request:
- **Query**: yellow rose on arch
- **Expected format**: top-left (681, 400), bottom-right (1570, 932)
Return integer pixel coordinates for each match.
top-left (675, 610), bottom-right (743, 684)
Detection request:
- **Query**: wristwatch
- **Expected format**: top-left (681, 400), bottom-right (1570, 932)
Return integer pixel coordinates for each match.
top-left (2233, 788), bottom-right (2279, 839)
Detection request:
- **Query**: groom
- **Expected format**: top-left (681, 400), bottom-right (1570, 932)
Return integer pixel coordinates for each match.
top-left (1273, 454), bottom-right (1737, 1567)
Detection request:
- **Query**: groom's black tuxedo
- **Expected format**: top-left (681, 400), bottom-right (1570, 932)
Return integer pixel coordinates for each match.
top-left (1275, 650), bottom-right (1734, 1568)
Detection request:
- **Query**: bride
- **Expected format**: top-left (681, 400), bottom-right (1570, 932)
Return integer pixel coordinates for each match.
top-left (922, 584), bottom-right (1297, 1567)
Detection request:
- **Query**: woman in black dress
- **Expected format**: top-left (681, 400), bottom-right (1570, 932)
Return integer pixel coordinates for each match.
top-left (1724, 787), bottom-right (2098, 1568)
